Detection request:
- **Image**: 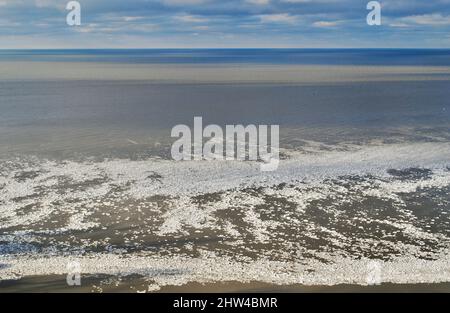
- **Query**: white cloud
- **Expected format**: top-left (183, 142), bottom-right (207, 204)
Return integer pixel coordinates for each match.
top-left (174, 14), bottom-right (209, 23)
top-left (388, 22), bottom-right (410, 28)
top-left (163, 0), bottom-right (207, 5)
top-left (401, 14), bottom-right (450, 26)
top-left (123, 16), bottom-right (145, 22)
top-left (246, 0), bottom-right (270, 5)
top-left (258, 13), bottom-right (298, 24)
top-left (312, 21), bottom-right (339, 27)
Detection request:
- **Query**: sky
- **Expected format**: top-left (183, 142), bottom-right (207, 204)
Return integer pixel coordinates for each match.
top-left (1, 0), bottom-right (450, 48)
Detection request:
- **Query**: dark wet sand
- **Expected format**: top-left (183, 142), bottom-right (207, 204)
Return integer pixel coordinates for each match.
top-left (1, 275), bottom-right (449, 293)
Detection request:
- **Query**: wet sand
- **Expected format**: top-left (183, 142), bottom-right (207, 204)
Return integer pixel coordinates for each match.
top-left (1, 275), bottom-right (449, 293)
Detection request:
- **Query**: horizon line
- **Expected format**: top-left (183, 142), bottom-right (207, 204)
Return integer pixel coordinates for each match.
top-left (1, 47), bottom-right (450, 50)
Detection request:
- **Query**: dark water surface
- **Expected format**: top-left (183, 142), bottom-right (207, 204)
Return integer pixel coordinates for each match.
top-left (2, 49), bottom-right (450, 66)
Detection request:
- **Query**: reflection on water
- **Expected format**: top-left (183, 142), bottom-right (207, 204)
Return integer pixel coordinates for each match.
top-left (0, 80), bottom-right (449, 158)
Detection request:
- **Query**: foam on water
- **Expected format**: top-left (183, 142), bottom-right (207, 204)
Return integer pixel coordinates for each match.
top-left (1, 141), bottom-right (450, 289)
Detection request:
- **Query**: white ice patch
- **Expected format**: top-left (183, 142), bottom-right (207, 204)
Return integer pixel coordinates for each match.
top-left (1, 141), bottom-right (450, 287)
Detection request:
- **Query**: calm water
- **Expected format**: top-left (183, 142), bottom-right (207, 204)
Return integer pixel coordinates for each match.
top-left (0, 80), bottom-right (449, 158)
top-left (1, 49), bottom-right (450, 65)
top-left (1, 50), bottom-right (450, 292)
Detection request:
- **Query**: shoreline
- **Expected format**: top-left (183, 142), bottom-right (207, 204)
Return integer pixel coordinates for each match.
top-left (1, 276), bottom-right (450, 293)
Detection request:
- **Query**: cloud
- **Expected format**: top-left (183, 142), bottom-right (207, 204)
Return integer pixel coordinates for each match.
top-left (174, 14), bottom-right (209, 23)
top-left (258, 13), bottom-right (298, 24)
top-left (193, 25), bottom-right (209, 30)
top-left (312, 21), bottom-right (340, 27)
top-left (163, 0), bottom-right (207, 6)
top-left (123, 16), bottom-right (145, 22)
top-left (1, 0), bottom-right (450, 48)
top-left (388, 22), bottom-right (410, 28)
top-left (401, 14), bottom-right (450, 26)
top-left (246, 0), bottom-right (270, 5)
